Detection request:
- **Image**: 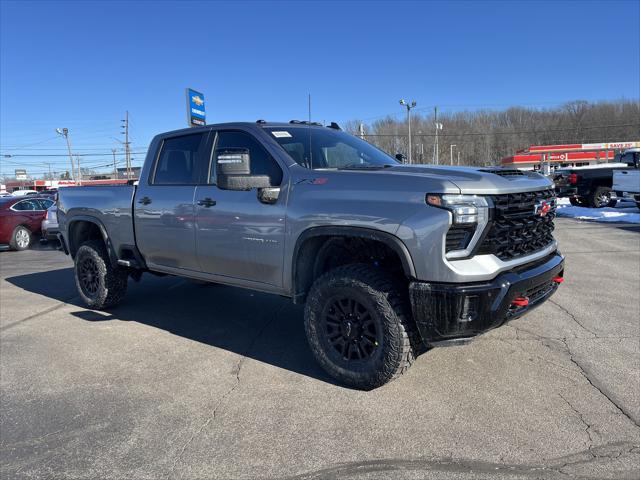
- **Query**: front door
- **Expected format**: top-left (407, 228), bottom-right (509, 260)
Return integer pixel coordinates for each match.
top-left (134, 131), bottom-right (210, 271)
top-left (195, 130), bottom-right (286, 287)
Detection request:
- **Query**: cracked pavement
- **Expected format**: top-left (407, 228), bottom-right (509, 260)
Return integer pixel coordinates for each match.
top-left (1, 218), bottom-right (639, 479)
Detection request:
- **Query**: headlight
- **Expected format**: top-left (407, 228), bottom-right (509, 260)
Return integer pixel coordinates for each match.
top-left (426, 194), bottom-right (489, 224)
top-left (427, 194), bottom-right (490, 259)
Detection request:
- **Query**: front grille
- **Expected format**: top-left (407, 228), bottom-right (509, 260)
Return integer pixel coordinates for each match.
top-left (445, 225), bottom-right (476, 252)
top-left (477, 188), bottom-right (556, 261)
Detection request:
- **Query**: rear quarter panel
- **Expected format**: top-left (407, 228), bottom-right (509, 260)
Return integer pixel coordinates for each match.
top-left (57, 185), bottom-right (136, 255)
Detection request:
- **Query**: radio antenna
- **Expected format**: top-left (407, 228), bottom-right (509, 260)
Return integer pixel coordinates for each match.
top-left (308, 93), bottom-right (313, 169)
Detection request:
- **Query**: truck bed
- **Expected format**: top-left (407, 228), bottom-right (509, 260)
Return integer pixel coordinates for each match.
top-left (58, 184), bottom-right (137, 254)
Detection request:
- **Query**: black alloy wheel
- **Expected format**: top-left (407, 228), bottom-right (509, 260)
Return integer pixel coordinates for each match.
top-left (78, 256), bottom-right (101, 298)
top-left (322, 296), bottom-right (381, 361)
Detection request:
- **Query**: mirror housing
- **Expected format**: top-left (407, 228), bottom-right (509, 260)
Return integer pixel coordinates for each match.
top-left (215, 147), bottom-right (270, 191)
top-left (217, 174), bottom-right (271, 191)
top-left (395, 153), bottom-right (406, 163)
top-left (216, 147), bottom-right (251, 175)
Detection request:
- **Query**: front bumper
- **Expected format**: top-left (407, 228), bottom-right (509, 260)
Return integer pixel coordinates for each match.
top-left (409, 252), bottom-right (564, 345)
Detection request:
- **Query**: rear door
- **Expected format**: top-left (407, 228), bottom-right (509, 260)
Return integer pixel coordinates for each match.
top-left (134, 131), bottom-right (210, 271)
top-left (194, 129), bottom-right (287, 287)
top-left (11, 199), bottom-right (46, 232)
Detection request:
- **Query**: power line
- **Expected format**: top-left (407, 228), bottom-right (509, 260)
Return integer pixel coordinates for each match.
top-left (360, 123), bottom-right (640, 138)
top-left (2, 151), bottom-right (147, 157)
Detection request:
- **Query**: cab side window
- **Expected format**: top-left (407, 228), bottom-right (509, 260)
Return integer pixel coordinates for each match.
top-left (212, 131), bottom-right (283, 186)
top-left (153, 132), bottom-right (207, 185)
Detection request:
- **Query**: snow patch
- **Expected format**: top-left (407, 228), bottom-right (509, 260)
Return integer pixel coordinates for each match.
top-left (556, 197), bottom-right (640, 224)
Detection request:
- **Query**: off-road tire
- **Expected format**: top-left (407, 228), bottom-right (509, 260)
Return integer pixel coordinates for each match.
top-left (74, 240), bottom-right (128, 309)
top-left (9, 225), bottom-right (31, 251)
top-left (304, 263), bottom-right (419, 390)
top-left (588, 186), bottom-right (614, 208)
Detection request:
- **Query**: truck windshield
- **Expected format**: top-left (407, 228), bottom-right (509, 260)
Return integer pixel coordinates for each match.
top-left (264, 126), bottom-right (398, 170)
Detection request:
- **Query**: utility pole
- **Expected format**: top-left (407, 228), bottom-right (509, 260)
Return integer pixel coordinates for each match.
top-left (121, 111), bottom-right (131, 179)
top-left (450, 144), bottom-right (457, 165)
top-left (358, 123), bottom-right (365, 139)
top-left (112, 149), bottom-right (118, 178)
top-left (399, 99), bottom-right (417, 164)
top-left (457, 150), bottom-right (461, 166)
top-left (56, 128), bottom-right (75, 183)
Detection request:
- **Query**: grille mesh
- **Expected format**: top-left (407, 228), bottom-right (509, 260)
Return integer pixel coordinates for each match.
top-left (477, 189), bottom-right (556, 261)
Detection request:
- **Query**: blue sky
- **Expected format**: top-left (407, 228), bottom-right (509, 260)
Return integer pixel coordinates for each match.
top-left (1, 0), bottom-right (639, 176)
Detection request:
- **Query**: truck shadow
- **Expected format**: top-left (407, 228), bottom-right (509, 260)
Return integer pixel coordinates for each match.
top-left (5, 268), bottom-right (339, 386)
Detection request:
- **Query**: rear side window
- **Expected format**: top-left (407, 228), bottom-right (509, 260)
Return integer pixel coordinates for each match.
top-left (38, 199), bottom-right (54, 209)
top-left (153, 133), bottom-right (207, 185)
top-left (12, 199), bottom-right (41, 211)
top-left (212, 131), bottom-right (283, 186)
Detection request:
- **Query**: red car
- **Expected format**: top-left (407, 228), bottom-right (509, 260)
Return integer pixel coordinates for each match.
top-left (0, 196), bottom-right (55, 251)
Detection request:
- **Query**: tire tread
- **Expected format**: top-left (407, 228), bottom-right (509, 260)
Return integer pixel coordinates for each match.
top-left (304, 263), bottom-right (419, 389)
top-left (74, 240), bottom-right (127, 309)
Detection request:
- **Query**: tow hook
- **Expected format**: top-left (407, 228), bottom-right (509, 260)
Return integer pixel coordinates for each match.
top-left (511, 297), bottom-right (529, 307)
top-left (553, 276), bottom-right (564, 284)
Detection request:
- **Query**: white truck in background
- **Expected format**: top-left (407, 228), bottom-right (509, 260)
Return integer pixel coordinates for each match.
top-left (613, 148), bottom-right (640, 208)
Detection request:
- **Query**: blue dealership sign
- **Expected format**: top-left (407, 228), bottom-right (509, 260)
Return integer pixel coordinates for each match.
top-left (186, 88), bottom-right (206, 127)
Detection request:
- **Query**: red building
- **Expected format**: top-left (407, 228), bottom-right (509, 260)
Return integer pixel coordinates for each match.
top-left (501, 141), bottom-right (640, 171)
top-left (2, 178), bottom-right (131, 193)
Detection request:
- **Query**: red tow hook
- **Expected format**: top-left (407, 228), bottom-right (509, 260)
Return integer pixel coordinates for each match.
top-left (553, 276), bottom-right (564, 284)
top-left (511, 297), bottom-right (529, 307)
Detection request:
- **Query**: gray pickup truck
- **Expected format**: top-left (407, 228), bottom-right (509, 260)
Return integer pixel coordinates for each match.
top-left (58, 121), bottom-right (564, 389)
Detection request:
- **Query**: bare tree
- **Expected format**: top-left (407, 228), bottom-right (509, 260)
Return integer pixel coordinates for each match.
top-left (351, 100), bottom-right (640, 166)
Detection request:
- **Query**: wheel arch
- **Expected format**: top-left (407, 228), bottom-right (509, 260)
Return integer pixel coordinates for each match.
top-left (291, 226), bottom-right (416, 304)
top-left (67, 217), bottom-right (118, 267)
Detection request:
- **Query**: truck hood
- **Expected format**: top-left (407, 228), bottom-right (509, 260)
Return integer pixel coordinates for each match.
top-left (384, 165), bottom-right (553, 194)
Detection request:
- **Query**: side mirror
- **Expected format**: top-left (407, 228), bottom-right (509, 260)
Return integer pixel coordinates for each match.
top-left (218, 174), bottom-right (271, 191)
top-left (215, 147), bottom-right (271, 191)
top-left (395, 153), bottom-right (406, 163)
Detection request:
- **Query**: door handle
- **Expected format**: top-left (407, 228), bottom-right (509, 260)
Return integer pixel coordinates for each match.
top-left (197, 197), bottom-right (217, 207)
top-left (138, 196), bottom-right (152, 205)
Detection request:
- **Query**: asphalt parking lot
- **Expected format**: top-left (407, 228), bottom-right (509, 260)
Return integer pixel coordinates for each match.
top-left (1, 218), bottom-right (639, 480)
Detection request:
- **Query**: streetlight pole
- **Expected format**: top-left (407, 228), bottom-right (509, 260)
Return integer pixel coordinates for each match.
top-left (399, 99), bottom-right (417, 164)
top-left (75, 155), bottom-right (82, 185)
top-left (112, 149), bottom-right (118, 178)
top-left (56, 128), bottom-right (75, 183)
top-left (433, 106), bottom-right (443, 165)
top-left (450, 144), bottom-right (457, 165)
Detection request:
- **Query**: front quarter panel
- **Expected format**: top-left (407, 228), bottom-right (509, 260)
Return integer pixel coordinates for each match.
top-left (283, 165), bottom-right (459, 291)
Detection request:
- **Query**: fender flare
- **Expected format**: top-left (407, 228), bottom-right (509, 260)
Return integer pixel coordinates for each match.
top-left (291, 226), bottom-right (416, 302)
top-left (67, 216), bottom-right (118, 267)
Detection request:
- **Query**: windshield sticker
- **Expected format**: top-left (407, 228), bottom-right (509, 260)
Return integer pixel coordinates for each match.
top-left (271, 131), bottom-right (292, 138)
